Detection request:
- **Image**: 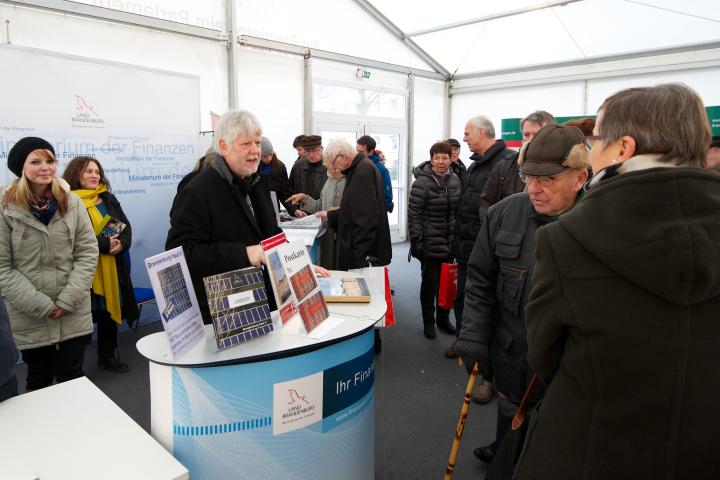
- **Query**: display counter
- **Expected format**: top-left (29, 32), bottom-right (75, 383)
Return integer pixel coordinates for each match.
top-left (137, 272), bottom-right (385, 480)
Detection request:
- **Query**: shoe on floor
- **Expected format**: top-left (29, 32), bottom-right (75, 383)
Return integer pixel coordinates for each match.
top-left (98, 356), bottom-right (130, 374)
top-left (444, 343), bottom-right (458, 359)
top-left (423, 323), bottom-right (436, 339)
top-left (473, 444), bottom-right (496, 463)
top-left (471, 378), bottom-right (494, 404)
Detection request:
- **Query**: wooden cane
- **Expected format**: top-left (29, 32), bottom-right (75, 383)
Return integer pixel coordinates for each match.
top-left (443, 361), bottom-right (479, 480)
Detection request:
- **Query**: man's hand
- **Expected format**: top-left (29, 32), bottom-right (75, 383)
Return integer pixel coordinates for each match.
top-left (312, 265), bottom-right (330, 277)
top-left (246, 245), bottom-right (265, 267)
top-left (294, 210), bottom-right (308, 218)
top-left (286, 193), bottom-right (307, 205)
top-left (315, 210), bottom-right (328, 222)
top-left (454, 339), bottom-right (489, 375)
top-left (50, 306), bottom-right (67, 319)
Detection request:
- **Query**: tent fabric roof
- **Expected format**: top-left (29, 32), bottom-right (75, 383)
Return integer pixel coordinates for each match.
top-left (365, 0), bottom-right (720, 78)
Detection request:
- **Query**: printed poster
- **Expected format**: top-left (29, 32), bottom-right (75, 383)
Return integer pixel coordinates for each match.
top-left (145, 247), bottom-right (205, 357)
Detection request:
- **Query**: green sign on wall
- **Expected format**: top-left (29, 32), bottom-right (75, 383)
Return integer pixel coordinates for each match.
top-left (502, 107), bottom-right (719, 143)
top-left (707, 106), bottom-right (720, 136)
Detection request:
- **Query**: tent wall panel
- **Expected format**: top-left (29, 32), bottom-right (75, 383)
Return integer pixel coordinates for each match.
top-left (235, 47), bottom-right (304, 166)
top-left (0, 5), bottom-right (227, 131)
top-left (412, 78), bottom-right (446, 167)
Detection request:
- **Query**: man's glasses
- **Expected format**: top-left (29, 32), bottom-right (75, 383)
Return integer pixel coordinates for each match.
top-left (519, 170), bottom-right (568, 188)
top-left (584, 135), bottom-right (604, 151)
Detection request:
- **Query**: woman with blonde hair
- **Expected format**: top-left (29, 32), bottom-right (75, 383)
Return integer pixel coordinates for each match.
top-left (63, 156), bottom-right (138, 373)
top-left (0, 137), bottom-right (97, 391)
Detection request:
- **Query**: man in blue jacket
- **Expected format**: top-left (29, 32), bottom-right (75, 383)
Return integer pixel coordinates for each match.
top-left (357, 135), bottom-right (393, 213)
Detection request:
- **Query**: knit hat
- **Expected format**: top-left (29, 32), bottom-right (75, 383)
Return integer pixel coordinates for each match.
top-left (7, 137), bottom-right (55, 177)
top-left (261, 137), bottom-right (274, 156)
top-left (300, 135), bottom-right (322, 150)
top-left (446, 138), bottom-right (461, 148)
top-left (518, 125), bottom-right (586, 176)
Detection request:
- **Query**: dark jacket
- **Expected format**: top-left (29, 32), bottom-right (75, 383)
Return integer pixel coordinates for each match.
top-left (0, 298), bottom-right (17, 387)
top-left (449, 159), bottom-right (467, 187)
top-left (369, 153), bottom-right (394, 213)
top-left (289, 157), bottom-right (327, 202)
top-left (97, 192), bottom-right (139, 326)
top-left (327, 154), bottom-right (391, 270)
top-left (478, 152), bottom-right (523, 222)
top-left (459, 192), bottom-right (553, 401)
top-left (258, 156), bottom-right (297, 215)
top-left (407, 161), bottom-right (462, 260)
top-left (166, 157), bottom-right (282, 324)
top-left (515, 161), bottom-right (720, 480)
top-left (455, 140), bottom-right (516, 262)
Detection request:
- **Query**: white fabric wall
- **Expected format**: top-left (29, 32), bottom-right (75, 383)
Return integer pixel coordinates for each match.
top-left (412, 78), bottom-right (446, 167)
top-left (450, 82), bottom-right (585, 159)
top-left (451, 66), bottom-right (720, 153)
top-left (236, 47), bottom-right (304, 167)
top-left (586, 68), bottom-right (720, 111)
top-left (0, 5), bottom-right (228, 131)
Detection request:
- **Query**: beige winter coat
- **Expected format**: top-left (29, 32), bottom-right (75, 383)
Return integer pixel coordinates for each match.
top-left (0, 179), bottom-right (98, 349)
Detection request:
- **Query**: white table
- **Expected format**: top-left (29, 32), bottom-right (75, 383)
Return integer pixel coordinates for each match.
top-left (0, 377), bottom-right (188, 480)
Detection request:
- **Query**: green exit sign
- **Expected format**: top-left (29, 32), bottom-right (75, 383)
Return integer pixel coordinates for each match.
top-left (356, 68), bottom-right (371, 80)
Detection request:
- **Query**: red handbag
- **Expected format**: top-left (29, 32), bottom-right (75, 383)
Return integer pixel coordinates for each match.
top-left (438, 262), bottom-right (458, 310)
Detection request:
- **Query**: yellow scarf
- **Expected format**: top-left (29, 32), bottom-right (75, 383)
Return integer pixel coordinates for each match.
top-left (74, 185), bottom-right (122, 325)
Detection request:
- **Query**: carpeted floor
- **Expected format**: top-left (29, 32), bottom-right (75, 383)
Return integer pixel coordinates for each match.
top-left (14, 242), bottom-right (497, 479)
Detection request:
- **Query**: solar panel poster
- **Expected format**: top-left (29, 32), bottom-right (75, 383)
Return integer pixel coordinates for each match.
top-left (145, 247), bottom-right (205, 358)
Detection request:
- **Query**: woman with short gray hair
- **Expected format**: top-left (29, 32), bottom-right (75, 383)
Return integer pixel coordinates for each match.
top-left (515, 83), bottom-right (720, 479)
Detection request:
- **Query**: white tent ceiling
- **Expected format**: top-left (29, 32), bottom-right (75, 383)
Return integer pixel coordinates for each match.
top-left (365, 0), bottom-right (720, 78)
top-left (49, 0), bottom-right (720, 80)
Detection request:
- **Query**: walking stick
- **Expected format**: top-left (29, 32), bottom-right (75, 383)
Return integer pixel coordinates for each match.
top-left (444, 361), bottom-right (479, 480)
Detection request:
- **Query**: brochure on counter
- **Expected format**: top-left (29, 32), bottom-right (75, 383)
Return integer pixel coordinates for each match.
top-left (144, 247), bottom-right (205, 358)
top-left (279, 215), bottom-right (324, 247)
top-left (318, 277), bottom-right (371, 303)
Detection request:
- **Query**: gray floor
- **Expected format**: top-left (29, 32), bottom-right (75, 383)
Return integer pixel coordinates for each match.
top-left (14, 242), bottom-right (496, 480)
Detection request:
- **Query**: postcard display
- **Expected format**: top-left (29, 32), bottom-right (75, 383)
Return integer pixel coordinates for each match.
top-left (262, 233), bottom-right (342, 339)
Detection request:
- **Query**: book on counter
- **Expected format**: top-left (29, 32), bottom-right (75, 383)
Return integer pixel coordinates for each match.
top-left (318, 277), bottom-right (371, 303)
top-left (202, 266), bottom-right (273, 350)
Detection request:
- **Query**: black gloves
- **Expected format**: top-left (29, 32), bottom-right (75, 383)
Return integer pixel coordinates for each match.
top-left (409, 241), bottom-right (423, 260)
top-left (454, 339), bottom-right (489, 376)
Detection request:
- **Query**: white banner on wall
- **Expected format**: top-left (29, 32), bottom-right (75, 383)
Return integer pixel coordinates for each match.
top-left (0, 44), bottom-right (200, 290)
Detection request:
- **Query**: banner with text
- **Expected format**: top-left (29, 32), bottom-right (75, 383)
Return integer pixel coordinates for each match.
top-left (0, 45), bottom-right (200, 290)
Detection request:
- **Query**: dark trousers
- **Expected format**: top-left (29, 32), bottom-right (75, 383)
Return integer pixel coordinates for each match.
top-left (453, 261), bottom-right (468, 336)
top-left (491, 396), bottom-right (517, 451)
top-left (0, 375), bottom-right (18, 402)
top-left (21, 335), bottom-right (86, 391)
top-left (420, 257), bottom-right (451, 325)
top-left (94, 310), bottom-right (118, 359)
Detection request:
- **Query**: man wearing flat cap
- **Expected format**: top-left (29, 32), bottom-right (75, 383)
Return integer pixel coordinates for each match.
top-left (454, 124), bottom-right (590, 466)
top-left (446, 138), bottom-right (466, 185)
top-left (289, 135), bottom-right (327, 213)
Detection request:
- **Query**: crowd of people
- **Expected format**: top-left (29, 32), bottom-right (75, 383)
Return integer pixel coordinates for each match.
top-left (0, 81), bottom-right (718, 477)
top-left (407, 83), bottom-right (720, 478)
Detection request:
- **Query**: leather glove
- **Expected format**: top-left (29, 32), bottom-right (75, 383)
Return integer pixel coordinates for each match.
top-left (454, 339), bottom-right (489, 376)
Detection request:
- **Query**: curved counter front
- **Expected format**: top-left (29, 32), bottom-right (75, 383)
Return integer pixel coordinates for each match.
top-left (137, 280), bottom-right (385, 480)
